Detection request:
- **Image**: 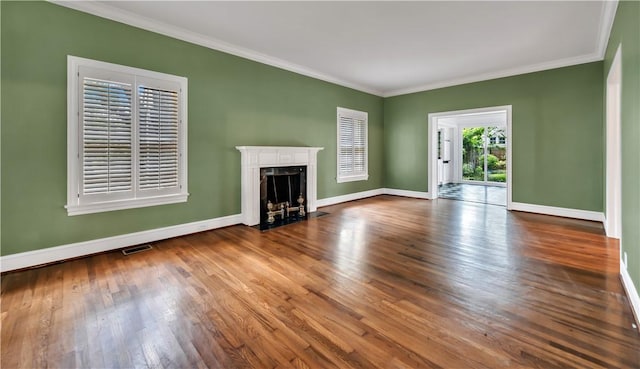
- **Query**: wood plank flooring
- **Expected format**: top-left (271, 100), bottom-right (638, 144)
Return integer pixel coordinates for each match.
top-left (2, 195), bottom-right (639, 368)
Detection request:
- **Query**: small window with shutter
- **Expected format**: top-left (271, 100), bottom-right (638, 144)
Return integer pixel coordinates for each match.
top-left (67, 56), bottom-right (188, 215)
top-left (337, 107), bottom-right (368, 183)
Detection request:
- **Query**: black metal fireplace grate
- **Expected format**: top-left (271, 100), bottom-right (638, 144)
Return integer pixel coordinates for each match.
top-left (259, 165), bottom-right (307, 230)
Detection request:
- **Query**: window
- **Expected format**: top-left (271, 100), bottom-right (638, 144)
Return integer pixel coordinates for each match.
top-left (488, 132), bottom-right (506, 145)
top-left (489, 136), bottom-right (506, 145)
top-left (66, 56), bottom-right (188, 215)
top-left (337, 107), bottom-right (368, 183)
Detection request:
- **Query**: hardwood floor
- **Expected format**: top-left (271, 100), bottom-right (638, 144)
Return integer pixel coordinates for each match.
top-left (2, 195), bottom-right (639, 368)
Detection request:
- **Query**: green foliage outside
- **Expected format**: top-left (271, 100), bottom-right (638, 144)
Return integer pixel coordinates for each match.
top-left (480, 154), bottom-right (502, 170)
top-left (488, 173), bottom-right (506, 182)
top-left (462, 127), bottom-right (507, 182)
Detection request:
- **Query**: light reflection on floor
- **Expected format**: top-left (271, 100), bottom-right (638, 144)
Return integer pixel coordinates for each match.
top-left (334, 217), bottom-right (367, 279)
top-left (438, 183), bottom-right (506, 206)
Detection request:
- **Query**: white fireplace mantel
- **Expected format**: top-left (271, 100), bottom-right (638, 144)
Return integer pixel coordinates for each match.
top-left (236, 146), bottom-right (324, 226)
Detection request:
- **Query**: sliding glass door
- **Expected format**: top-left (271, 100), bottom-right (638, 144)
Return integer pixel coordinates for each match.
top-left (486, 126), bottom-right (507, 183)
top-left (461, 126), bottom-right (506, 184)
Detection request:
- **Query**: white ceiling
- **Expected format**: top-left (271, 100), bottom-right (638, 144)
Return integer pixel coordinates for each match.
top-left (55, 1), bottom-right (617, 97)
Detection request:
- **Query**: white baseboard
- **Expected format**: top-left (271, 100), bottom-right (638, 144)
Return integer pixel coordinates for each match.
top-left (0, 194), bottom-right (609, 273)
top-left (510, 202), bottom-right (605, 222)
top-left (0, 214), bottom-right (242, 273)
top-left (316, 188), bottom-right (384, 208)
top-left (621, 259), bottom-right (640, 331)
top-left (316, 188), bottom-right (433, 208)
top-left (384, 188), bottom-right (431, 199)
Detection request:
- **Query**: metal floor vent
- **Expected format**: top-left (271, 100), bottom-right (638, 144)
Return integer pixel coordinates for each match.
top-left (122, 244), bottom-right (153, 256)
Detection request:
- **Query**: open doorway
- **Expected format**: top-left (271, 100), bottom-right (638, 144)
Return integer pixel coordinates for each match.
top-left (428, 106), bottom-right (512, 208)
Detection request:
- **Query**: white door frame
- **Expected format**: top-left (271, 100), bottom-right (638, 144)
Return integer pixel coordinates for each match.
top-left (428, 105), bottom-right (513, 209)
top-left (605, 45), bottom-right (622, 239)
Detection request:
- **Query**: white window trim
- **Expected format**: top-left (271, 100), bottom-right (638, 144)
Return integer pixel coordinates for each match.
top-left (66, 56), bottom-right (188, 216)
top-left (336, 107), bottom-right (369, 183)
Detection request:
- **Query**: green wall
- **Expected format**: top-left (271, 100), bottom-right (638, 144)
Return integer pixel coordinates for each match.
top-left (384, 62), bottom-right (604, 211)
top-left (0, 2), bottom-right (383, 256)
top-left (0, 0), bottom-right (625, 280)
top-left (604, 1), bottom-right (640, 297)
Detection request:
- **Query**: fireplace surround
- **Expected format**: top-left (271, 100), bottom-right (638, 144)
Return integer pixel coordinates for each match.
top-left (236, 146), bottom-right (323, 226)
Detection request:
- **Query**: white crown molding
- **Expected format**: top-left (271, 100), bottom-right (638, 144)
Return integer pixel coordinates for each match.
top-left (510, 202), bottom-right (605, 222)
top-left (383, 53), bottom-right (604, 98)
top-left (50, 1), bottom-right (618, 99)
top-left (50, 1), bottom-right (383, 96)
top-left (376, 0), bottom-right (617, 98)
top-left (596, 0), bottom-right (619, 59)
top-left (0, 214), bottom-right (242, 273)
top-left (620, 258), bottom-right (640, 331)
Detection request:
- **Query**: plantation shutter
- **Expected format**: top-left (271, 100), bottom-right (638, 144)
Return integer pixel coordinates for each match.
top-left (68, 57), bottom-right (188, 215)
top-left (337, 108), bottom-right (368, 182)
top-left (138, 84), bottom-right (180, 192)
top-left (81, 76), bottom-right (133, 196)
top-left (353, 118), bottom-right (366, 173)
top-left (339, 114), bottom-right (355, 175)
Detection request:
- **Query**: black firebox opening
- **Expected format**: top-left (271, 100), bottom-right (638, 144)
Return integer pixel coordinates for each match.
top-left (259, 166), bottom-right (307, 230)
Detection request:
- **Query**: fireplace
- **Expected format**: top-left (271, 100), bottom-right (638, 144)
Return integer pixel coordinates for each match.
top-left (260, 166), bottom-right (306, 229)
top-left (236, 146), bottom-right (323, 226)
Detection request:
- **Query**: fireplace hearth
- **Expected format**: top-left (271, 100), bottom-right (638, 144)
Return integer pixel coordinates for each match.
top-left (260, 166), bottom-right (307, 229)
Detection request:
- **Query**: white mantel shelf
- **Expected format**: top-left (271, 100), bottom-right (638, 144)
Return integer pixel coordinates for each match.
top-left (236, 146), bottom-right (324, 226)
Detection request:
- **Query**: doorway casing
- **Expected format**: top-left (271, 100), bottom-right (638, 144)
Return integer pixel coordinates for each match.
top-left (605, 44), bottom-right (622, 240)
top-left (428, 105), bottom-right (513, 209)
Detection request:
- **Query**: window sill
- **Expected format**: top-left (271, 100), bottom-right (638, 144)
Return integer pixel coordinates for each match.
top-left (337, 174), bottom-right (369, 183)
top-left (66, 193), bottom-right (189, 216)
